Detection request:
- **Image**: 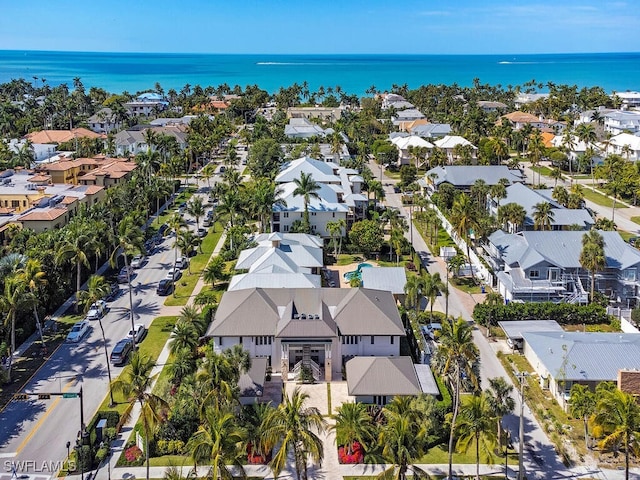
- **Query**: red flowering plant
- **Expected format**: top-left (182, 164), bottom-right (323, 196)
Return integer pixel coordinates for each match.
top-left (338, 441), bottom-right (364, 464)
top-left (124, 445), bottom-right (143, 464)
top-left (246, 442), bottom-right (272, 464)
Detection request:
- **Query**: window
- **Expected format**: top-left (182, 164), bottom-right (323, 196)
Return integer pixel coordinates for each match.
top-left (371, 336), bottom-right (375, 344)
top-left (390, 336), bottom-right (394, 344)
top-left (623, 269), bottom-right (637, 281)
top-left (373, 395), bottom-right (387, 406)
top-left (283, 225), bottom-right (289, 232)
top-left (342, 335), bottom-right (358, 345)
top-left (11, 200), bottom-right (19, 208)
top-left (529, 270), bottom-right (540, 279)
top-left (239, 336), bottom-right (243, 344)
top-left (332, 212), bottom-right (336, 218)
top-left (255, 336), bottom-right (273, 345)
top-left (311, 212), bottom-right (316, 216)
top-left (273, 213), bottom-right (280, 221)
top-left (549, 269), bottom-right (560, 281)
top-left (283, 212), bottom-right (289, 218)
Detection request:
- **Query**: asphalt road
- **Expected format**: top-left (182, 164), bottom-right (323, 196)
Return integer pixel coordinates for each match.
top-left (0, 179), bottom-right (216, 475)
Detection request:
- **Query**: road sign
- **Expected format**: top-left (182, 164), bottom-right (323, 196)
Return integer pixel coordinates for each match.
top-left (38, 394), bottom-right (51, 400)
top-left (62, 392), bottom-right (78, 398)
top-left (14, 393), bottom-right (28, 400)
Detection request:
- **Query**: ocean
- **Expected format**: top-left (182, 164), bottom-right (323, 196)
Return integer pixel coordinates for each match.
top-left (0, 50), bottom-right (639, 96)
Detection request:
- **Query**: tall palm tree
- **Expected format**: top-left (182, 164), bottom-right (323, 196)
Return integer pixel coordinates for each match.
top-left (250, 179), bottom-right (285, 233)
top-left (110, 215), bottom-right (144, 346)
top-left (569, 384), bottom-right (596, 451)
top-left (56, 220), bottom-right (92, 311)
top-left (77, 274), bottom-right (114, 405)
top-left (455, 392), bottom-right (498, 480)
top-left (580, 230), bottom-right (606, 303)
top-left (267, 387), bottom-right (327, 480)
top-left (450, 194), bottom-right (478, 281)
top-left (436, 317), bottom-right (480, 480)
top-left (292, 172), bottom-right (321, 234)
top-left (528, 129), bottom-right (545, 186)
top-left (331, 402), bottom-right (375, 456)
top-left (423, 272), bottom-right (446, 320)
top-left (594, 388), bottom-right (640, 480)
top-left (403, 274), bottom-right (425, 316)
top-left (487, 377), bottom-right (514, 449)
top-left (532, 202), bottom-right (555, 231)
top-left (552, 185), bottom-right (569, 207)
top-left (243, 401), bottom-right (277, 464)
top-left (186, 406), bottom-right (247, 479)
top-left (326, 219), bottom-right (345, 258)
top-left (170, 321), bottom-right (198, 356)
top-left (0, 276), bottom-right (31, 382)
top-left (18, 258), bottom-right (47, 351)
top-left (497, 203), bottom-right (526, 233)
top-left (112, 352), bottom-right (168, 480)
top-left (187, 196), bottom-right (205, 232)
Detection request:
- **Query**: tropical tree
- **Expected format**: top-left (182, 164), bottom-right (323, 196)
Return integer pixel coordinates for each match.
top-left (450, 194), bottom-right (478, 281)
top-left (250, 179), bottom-right (285, 233)
top-left (56, 220), bottom-right (92, 311)
top-left (455, 392), bottom-right (498, 480)
top-left (487, 377), bottom-right (514, 449)
top-left (331, 402), bottom-right (375, 456)
top-left (204, 256), bottom-right (227, 287)
top-left (552, 185), bottom-right (569, 207)
top-left (404, 274), bottom-right (425, 316)
top-left (187, 196), bottom-right (206, 232)
top-left (569, 383), bottom-right (596, 451)
top-left (580, 230), bottom-right (606, 303)
top-left (243, 401), bottom-right (277, 465)
top-left (423, 272), bottom-right (446, 320)
top-left (0, 276), bottom-right (31, 382)
top-left (594, 388), bottom-right (640, 480)
top-left (326, 219), bottom-right (346, 258)
top-left (267, 387), bottom-right (327, 480)
top-left (532, 202), bottom-right (555, 231)
top-left (436, 317), bottom-right (480, 480)
top-left (186, 406), bottom-right (247, 479)
top-left (18, 258), bottom-right (47, 350)
top-left (528, 129), bottom-right (545, 186)
top-left (112, 352), bottom-right (168, 480)
top-left (497, 202), bottom-right (526, 233)
top-left (292, 172), bottom-right (321, 233)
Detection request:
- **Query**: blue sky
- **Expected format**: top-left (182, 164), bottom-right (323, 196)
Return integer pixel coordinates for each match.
top-left (0, 0), bottom-right (638, 54)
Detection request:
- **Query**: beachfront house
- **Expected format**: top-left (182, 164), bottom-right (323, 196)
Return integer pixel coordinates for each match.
top-left (205, 287), bottom-right (405, 382)
top-left (124, 93), bottom-right (169, 117)
top-left (486, 229), bottom-right (640, 305)
top-left (114, 125), bottom-right (188, 156)
top-left (602, 111), bottom-right (640, 136)
top-left (612, 91), bottom-right (640, 110)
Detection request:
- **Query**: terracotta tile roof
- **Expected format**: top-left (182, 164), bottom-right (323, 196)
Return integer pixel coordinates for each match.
top-left (19, 208), bottom-right (67, 222)
top-left (541, 132), bottom-right (555, 148)
top-left (61, 196), bottom-right (77, 205)
top-left (27, 174), bottom-right (51, 183)
top-left (502, 111), bottom-right (540, 123)
top-left (0, 207), bottom-right (15, 215)
top-left (25, 128), bottom-right (103, 144)
top-left (41, 160), bottom-right (79, 171)
top-left (84, 185), bottom-right (104, 195)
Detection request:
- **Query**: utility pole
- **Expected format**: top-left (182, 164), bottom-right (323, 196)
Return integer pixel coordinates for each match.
top-left (515, 371), bottom-right (528, 480)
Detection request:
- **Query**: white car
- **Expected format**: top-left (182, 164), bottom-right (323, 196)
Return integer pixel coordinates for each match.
top-left (66, 320), bottom-right (90, 342)
top-left (131, 254), bottom-right (146, 269)
top-left (165, 267), bottom-right (182, 281)
top-left (128, 323), bottom-right (147, 344)
top-left (86, 300), bottom-right (107, 320)
top-left (176, 257), bottom-right (189, 269)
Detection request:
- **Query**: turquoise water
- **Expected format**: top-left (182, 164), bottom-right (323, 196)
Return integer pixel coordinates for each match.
top-left (0, 50), bottom-right (639, 95)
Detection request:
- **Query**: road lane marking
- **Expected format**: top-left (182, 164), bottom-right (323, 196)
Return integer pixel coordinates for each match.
top-left (15, 378), bottom-right (76, 454)
top-left (0, 452), bottom-right (17, 458)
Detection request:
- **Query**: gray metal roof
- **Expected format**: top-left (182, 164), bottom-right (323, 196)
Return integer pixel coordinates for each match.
top-left (207, 288), bottom-right (405, 338)
top-left (415, 364), bottom-right (440, 395)
top-left (360, 267), bottom-right (407, 295)
top-left (346, 356), bottom-right (423, 396)
top-left (427, 166), bottom-right (523, 188)
top-left (523, 332), bottom-right (640, 381)
top-left (228, 272), bottom-right (321, 291)
top-left (498, 320), bottom-right (564, 341)
top-left (489, 230), bottom-right (640, 270)
top-left (238, 357), bottom-right (268, 398)
top-left (236, 244), bottom-right (323, 271)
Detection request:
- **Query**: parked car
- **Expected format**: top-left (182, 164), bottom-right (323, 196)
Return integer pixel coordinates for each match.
top-left (86, 300), bottom-right (107, 320)
top-left (131, 254), bottom-right (146, 269)
top-left (110, 338), bottom-right (133, 365)
top-left (166, 267), bottom-right (182, 281)
top-left (104, 283), bottom-right (120, 302)
top-left (128, 324), bottom-right (147, 344)
top-left (197, 228), bottom-right (207, 238)
top-left (66, 320), bottom-right (90, 342)
top-left (203, 217), bottom-right (212, 227)
top-left (117, 266), bottom-right (134, 283)
top-left (176, 257), bottom-right (189, 269)
top-left (157, 279), bottom-right (174, 296)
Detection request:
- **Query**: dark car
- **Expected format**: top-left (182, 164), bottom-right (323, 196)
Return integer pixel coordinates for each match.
top-left (158, 223), bottom-right (169, 236)
top-left (110, 338), bottom-right (133, 366)
top-left (157, 279), bottom-right (174, 296)
top-left (104, 283), bottom-right (120, 302)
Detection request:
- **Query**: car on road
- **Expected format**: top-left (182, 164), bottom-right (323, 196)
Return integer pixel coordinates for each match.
top-left (66, 320), bottom-right (90, 342)
top-left (156, 279), bottom-right (174, 296)
top-left (86, 300), bottom-right (107, 320)
top-left (197, 228), bottom-right (207, 238)
top-left (176, 257), bottom-right (189, 269)
top-left (104, 283), bottom-right (120, 302)
top-left (117, 266), bottom-right (134, 283)
top-left (166, 267), bottom-right (182, 281)
top-left (131, 254), bottom-right (146, 269)
top-left (203, 217), bottom-right (212, 227)
top-left (128, 324), bottom-right (147, 344)
top-left (110, 338), bottom-right (133, 365)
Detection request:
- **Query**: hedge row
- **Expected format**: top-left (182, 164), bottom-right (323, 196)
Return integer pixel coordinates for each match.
top-left (472, 302), bottom-right (610, 326)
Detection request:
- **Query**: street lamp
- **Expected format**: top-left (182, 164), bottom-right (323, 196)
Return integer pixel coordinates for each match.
top-left (66, 441), bottom-right (71, 472)
top-left (514, 371), bottom-right (529, 480)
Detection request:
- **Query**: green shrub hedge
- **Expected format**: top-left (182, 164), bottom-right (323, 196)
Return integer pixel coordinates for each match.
top-left (472, 302), bottom-right (609, 326)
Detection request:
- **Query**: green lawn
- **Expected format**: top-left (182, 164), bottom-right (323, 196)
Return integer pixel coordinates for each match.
top-left (582, 189), bottom-right (627, 209)
top-left (630, 216), bottom-right (640, 225)
top-left (450, 276), bottom-right (484, 295)
top-left (530, 165), bottom-right (554, 176)
top-left (152, 186), bottom-right (197, 228)
top-left (164, 222), bottom-right (223, 307)
top-left (96, 315), bottom-right (178, 415)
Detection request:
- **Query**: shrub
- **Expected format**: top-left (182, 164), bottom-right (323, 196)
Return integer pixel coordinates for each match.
top-left (156, 439), bottom-right (185, 456)
top-left (338, 441), bottom-right (364, 464)
top-left (124, 445), bottom-right (143, 464)
top-left (472, 302), bottom-right (609, 326)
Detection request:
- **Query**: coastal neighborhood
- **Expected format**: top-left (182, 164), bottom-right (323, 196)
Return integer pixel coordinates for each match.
top-left (2, 74), bottom-right (640, 480)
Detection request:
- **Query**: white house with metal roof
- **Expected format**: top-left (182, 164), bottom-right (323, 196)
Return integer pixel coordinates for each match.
top-left (489, 183), bottom-right (594, 232)
top-left (410, 123), bottom-right (452, 139)
top-left (206, 287), bottom-right (405, 382)
top-left (284, 118), bottom-right (329, 139)
top-left (433, 135), bottom-right (478, 164)
top-left (487, 230), bottom-right (640, 305)
top-left (602, 132), bottom-right (640, 161)
top-left (522, 331), bottom-right (640, 405)
top-left (390, 135), bottom-right (434, 166)
top-left (425, 165), bottom-right (524, 193)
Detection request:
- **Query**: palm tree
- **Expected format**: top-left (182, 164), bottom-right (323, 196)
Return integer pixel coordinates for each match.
top-left (552, 185), bottom-right (569, 207)
top-left (0, 276), bottom-right (31, 382)
top-left (331, 402), bottom-right (375, 456)
top-left (112, 352), bottom-right (168, 480)
top-left (243, 402), bottom-right (277, 465)
top-left (497, 203), bottom-right (526, 233)
top-left (450, 194), bottom-right (478, 281)
top-left (532, 202), bottom-right (555, 231)
top-left (528, 129), bottom-right (545, 186)
top-left (18, 258), bottom-right (47, 351)
top-left (170, 321), bottom-right (198, 356)
top-left (580, 230), bottom-right (606, 303)
top-left (187, 196), bottom-right (205, 232)
top-left (487, 377), bottom-right (514, 450)
top-left (56, 221), bottom-right (92, 311)
top-left (267, 387), bottom-right (327, 480)
top-left (250, 179), bottom-right (285, 233)
top-left (594, 388), bottom-right (640, 480)
top-left (423, 272), bottom-right (446, 320)
top-left (110, 215), bottom-right (144, 346)
top-left (404, 274), bottom-right (425, 316)
top-left (436, 317), bottom-right (480, 480)
top-left (186, 406), bottom-right (247, 479)
top-left (569, 384), bottom-right (596, 451)
top-left (455, 392), bottom-right (498, 480)
top-left (292, 172), bottom-right (321, 234)
top-left (77, 274), bottom-right (114, 405)
top-left (179, 304), bottom-right (207, 336)
top-left (203, 256), bottom-right (227, 287)
top-left (326, 219), bottom-right (345, 258)
top-left (483, 292), bottom-right (504, 336)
